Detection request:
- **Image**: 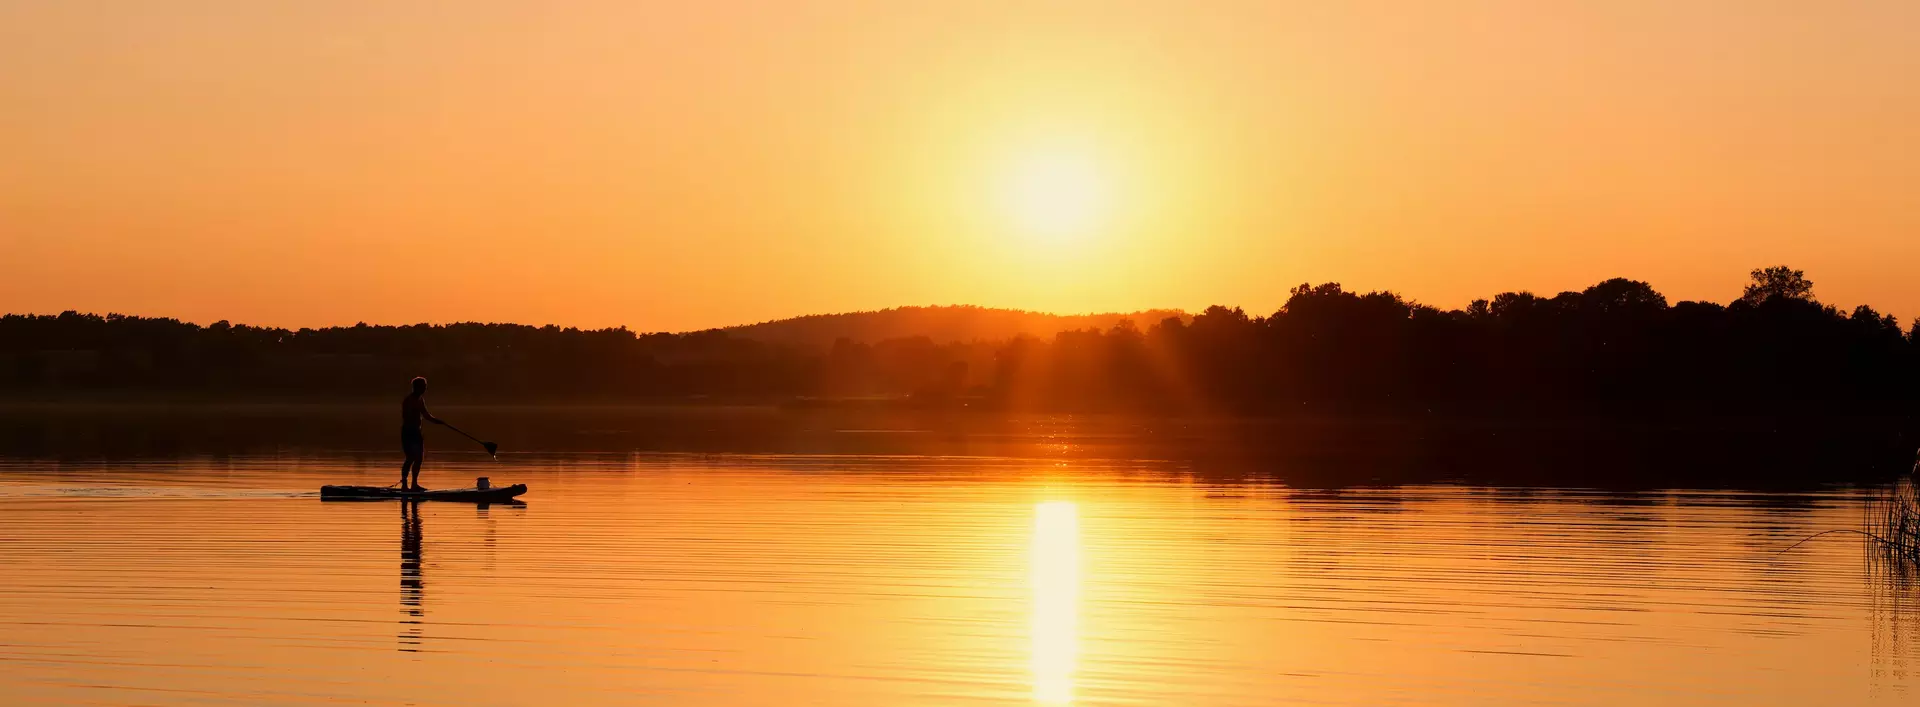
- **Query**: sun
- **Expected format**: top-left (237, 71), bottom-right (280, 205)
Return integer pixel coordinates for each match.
top-left (1000, 148), bottom-right (1113, 246)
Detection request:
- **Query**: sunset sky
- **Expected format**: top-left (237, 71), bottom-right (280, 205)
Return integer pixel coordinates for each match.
top-left (3, 1), bottom-right (1916, 332)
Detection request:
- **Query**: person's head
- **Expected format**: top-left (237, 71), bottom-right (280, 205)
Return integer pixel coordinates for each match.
top-left (411, 377), bottom-right (428, 394)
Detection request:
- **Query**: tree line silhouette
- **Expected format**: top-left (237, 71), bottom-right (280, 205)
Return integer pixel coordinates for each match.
top-left (4, 267), bottom-right (1917, 419)
top-left (995, 266), bottom-right (1919, 417)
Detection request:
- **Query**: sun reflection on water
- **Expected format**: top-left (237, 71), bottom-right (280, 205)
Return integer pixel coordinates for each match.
top-left (1030, 500), bottom-right (1081, 704)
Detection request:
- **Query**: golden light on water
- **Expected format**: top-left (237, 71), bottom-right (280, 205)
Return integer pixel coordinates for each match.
top-left (1030, 500), bottom-right (1082, 704)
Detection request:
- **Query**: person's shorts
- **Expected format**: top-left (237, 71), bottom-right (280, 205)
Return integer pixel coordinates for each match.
top-left (401, 426), bottom-right (425, 458)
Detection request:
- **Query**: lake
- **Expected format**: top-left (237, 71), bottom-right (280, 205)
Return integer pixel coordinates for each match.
top-left (0, 445), bottom-right (1914, 705)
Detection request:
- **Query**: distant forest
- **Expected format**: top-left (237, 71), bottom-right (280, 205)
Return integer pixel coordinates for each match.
top-left (5, 267), bottom-right (1918, 418)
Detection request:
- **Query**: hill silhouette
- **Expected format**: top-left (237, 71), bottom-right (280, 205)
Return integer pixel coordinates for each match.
top-left (718, 305), bottom-right (1189, 351)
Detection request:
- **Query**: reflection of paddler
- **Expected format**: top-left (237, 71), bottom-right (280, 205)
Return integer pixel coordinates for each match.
top-left (399, 501), bottom-right (424, 651)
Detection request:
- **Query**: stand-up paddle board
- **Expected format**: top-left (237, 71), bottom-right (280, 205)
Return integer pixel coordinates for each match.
top-left (320, 483), bottom-right (526, 503)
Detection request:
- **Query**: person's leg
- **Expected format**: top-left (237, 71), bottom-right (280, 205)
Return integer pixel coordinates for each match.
top-left (401, 429), bottom-right (413, 487)
top-left (402, 430), bottom-right (425, 490)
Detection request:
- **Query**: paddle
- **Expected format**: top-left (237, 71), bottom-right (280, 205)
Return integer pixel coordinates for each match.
top-left (441, 422), bottom-right (499, 458)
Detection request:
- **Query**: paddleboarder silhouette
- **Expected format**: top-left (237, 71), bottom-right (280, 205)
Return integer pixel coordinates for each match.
top-left (400, 377), bottom-right (445, 491)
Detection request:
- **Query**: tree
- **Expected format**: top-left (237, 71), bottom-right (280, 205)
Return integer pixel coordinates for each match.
top-left (1741, 266), bottom-right (1815, 306)
top-left (1581, 278), bottom-right (1668, 313)
top-left (1488, 291), bottom-right (1542, 319)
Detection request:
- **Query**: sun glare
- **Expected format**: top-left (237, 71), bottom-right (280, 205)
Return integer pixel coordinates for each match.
top-left (1001, 149), bottom-right (1112, 247)
top-left (1030, 500), bottom-right (1082, 704)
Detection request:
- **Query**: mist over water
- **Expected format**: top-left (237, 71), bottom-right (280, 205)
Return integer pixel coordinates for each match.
top-left (1, 420), bottom-right (1915, 705)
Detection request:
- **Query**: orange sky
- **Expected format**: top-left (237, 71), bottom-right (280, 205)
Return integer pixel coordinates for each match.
top-left (3, 1), bottom-right (1916, 332)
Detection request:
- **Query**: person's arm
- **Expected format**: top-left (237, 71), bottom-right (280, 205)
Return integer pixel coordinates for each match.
top-left (421, 400), bottom-right (445, 425)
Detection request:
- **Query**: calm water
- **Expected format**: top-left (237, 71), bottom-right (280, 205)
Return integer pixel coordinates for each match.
top-left (0, 453), bottom-right (1915, 705)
